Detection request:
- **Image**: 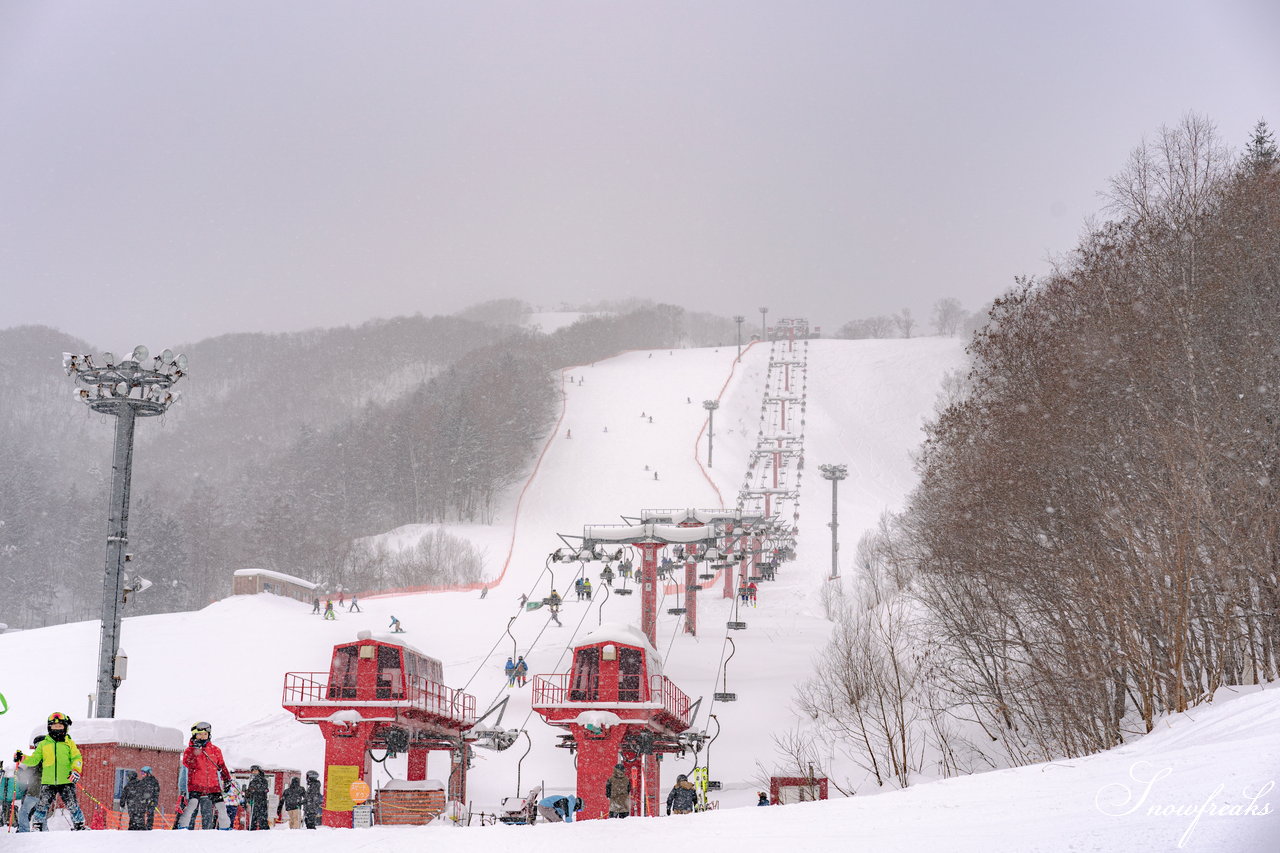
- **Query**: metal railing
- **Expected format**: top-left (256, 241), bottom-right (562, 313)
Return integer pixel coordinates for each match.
top-left (283, 672), bottom-right (476, 727)
top-left (531, 673), bottom-right (691, 727)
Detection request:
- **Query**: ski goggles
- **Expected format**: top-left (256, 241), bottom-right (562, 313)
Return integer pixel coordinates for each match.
top-left (191, 721), bottom-right (212, 733)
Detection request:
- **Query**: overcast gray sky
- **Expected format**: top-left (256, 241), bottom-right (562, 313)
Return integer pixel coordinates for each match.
top-left (2, 1), bottom-right (1277, 348)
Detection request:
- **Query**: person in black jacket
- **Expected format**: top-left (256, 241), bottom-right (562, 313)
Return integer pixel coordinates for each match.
top-left (120, 770), bottom-right (149, 830)
top-left (303, 770), bottom-right (323, 829)
top-left (666, 774), bottom-right (697, 815)
top-left (134, 767), bottom-right (160, 829)
top-left (246, 766), bottom-right (270, 831)
top-left (277, 778), bottom-right (306, 829)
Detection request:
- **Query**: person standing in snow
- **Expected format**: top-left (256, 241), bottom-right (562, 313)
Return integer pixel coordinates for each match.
top-left (605, 764), bottom-right (631, 818)
top-left (504, 657), bottom-right (517, 687)
top-left (665, 774), bottom-right (697, 815)
top-left (311, 597), bottom-right (321, 614)
top-left (135, 766), bottom-right (160, 829)
top-left (120, 769), bottom-right (148, 829)
top-left (178, 721), bottom-right (233, 830)
top-left (349, 595), bottom-right (361, 613)
top-left (514, 655), bottom-right (529, 687)
top-left (277, 777), bottom-right (305, 828)
top-left (24, 712), bottom-right (85, 831)
top-left (389, 615), bottom-right (404, 632)
top-left (0, 759), bottom-right (16, 829)
top-left (337, 591), bottom-right (345, 607)
top-left (14, 738), bottom-right (45, 832)
top-left (757, 791), bottom-right (771, 806)
top-left (323, 600), bottom-right (336, 620)
top-left (303, 770), bottom-right (323, 829)
top-left (246, 766), bottom-right (270, 830)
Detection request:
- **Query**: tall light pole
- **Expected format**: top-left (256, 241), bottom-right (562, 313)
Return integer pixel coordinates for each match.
top-left (733, 315), bottom-right (745, 361)
top-left (759, 306), bottom-right (768, 341)
top-left (818, 464), bottom-right (847, 580)
top-left (64, 346), bottom-right (187, 717)
top-left (702, 400), bottom-right (719, 467)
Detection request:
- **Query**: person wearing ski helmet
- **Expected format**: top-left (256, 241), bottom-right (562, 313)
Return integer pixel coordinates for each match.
top-left (24, 712), bottom-right (86, 831)
top-left (245, 766), bottom-right (271, 830)
top-left (303, 770), bottom-right (323, 828)
top-left (178, 721), bottom-right (234, 830)
top-left (665, 773), bottom-right (697, 815)
top-left (135, 766), bottom-right (161, 829)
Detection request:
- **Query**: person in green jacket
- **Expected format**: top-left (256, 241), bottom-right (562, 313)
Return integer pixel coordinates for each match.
top-left (23, 711), bottom-right (85, 831)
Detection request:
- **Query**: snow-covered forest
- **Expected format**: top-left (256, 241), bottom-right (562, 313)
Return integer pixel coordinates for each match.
top-left (0, 303), bottom-right (734, 627)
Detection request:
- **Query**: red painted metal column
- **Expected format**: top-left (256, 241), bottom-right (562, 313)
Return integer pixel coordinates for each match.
top-left (642, 753), bottom-right (661, 817)
top-left (317, 721), bottom-right (374, 828)
top-left (572, 724), bottom-right (628, 821)
top-left (638, 542), bottom-right (662, 647)
top-left (684, 558), bottom-right (697, 635)
top-left (407, 748), bottom-right (427, 781)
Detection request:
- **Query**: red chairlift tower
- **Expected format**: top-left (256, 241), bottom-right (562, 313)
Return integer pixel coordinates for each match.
top-left (531, 622), bottom-right (702, 820)
top-left (281, 630), bottom-right (486, 827)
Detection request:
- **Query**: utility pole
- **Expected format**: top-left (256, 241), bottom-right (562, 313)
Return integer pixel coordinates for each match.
top-left (64, 346), bottom-right (187, 717)
top-left (818, 464), bottom-right (847, 580)
top-left (759, 306), bottom-right (769, 342)
top-left (703, 400), bottom-right (719, 467)
top-left (733, 315), bottom-right (745, 361)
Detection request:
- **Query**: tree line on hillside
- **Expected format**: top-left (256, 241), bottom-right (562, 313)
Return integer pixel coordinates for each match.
top-left (796, 116), bottom-right (1279, 789)
top-left (0, 303), bottom-right (713, 628)
top-left (837, 299), bottom-right (987, 340)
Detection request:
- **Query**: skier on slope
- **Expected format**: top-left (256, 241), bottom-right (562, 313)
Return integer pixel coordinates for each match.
top-left (178, 721), bottom-right (233, 830)
top-left (24, 712), bottom-right (86, 831)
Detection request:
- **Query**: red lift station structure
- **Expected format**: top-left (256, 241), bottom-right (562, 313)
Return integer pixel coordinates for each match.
top-left (282, 630), bottom-right (480, 827)
top-left (532, 622), bottom-right (703, 820)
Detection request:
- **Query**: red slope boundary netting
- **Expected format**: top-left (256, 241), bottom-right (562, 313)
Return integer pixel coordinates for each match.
top-left (360, 346), bottom-right (713, 602)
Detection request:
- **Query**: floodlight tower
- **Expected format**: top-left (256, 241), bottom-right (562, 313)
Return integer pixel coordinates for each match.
top-left (759, 306), bottom-right (769, 341)
top-left (733, 315), bottom-right (745, 361)
top-left (702, 399), bottom-right (719, 468)
top-left (64, 346), bottom-right (188, 717)
top-left (818, 464), bottom-right (848, 580)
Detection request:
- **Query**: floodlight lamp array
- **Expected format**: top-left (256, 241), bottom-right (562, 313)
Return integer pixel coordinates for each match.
top-left (63, 346), bottom-right (189, 418)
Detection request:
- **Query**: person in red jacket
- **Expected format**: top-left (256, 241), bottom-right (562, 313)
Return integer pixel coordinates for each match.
top-left (178, 722), bottom-right (233, 830)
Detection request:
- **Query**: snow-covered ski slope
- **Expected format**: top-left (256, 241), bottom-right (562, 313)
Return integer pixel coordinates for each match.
top-left (3, 338), bottom-right (1277, 852)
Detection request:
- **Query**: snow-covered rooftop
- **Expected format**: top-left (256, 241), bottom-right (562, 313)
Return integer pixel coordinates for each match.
top-left (233, 568), bottom-right (319, 590)
top-left (49, 718), bottom-right (185, 751)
